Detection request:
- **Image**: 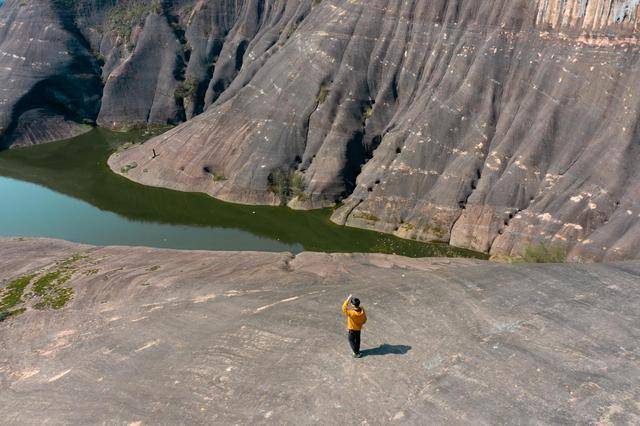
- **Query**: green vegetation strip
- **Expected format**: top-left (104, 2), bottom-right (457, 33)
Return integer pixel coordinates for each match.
top-left (31, 254), bottom-right (85, 310)
top-left (0, 274), bottom-right (35, 321)
top-left (0, 254), bottom-right (84, 322)
top-left (32, 270), bottom-right (74, 310)
top-left (497, 243), bottom-right (566, 264)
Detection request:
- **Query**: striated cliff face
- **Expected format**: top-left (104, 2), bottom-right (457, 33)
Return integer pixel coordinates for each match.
top-left (0, 0), bottom-right (325, 137)
top-left (110, 0), bottom-right (640, 261)
top-left (536, 0), bottom-right (640, 31)
top-left (1, 0), bottom-right (640, 260)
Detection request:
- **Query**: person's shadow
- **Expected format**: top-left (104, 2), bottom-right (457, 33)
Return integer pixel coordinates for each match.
top-left (360, 344), bottom-right (412, 357)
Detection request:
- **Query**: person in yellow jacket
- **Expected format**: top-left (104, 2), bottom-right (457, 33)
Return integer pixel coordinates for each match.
top-left (342, 294), bottom-right (367, 358)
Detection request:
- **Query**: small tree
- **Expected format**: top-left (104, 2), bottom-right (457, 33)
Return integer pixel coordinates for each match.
top-left (317, 84), bottom-right (330, 104)
top-left (268, 169), bottom-right (290, 204)
top-left (290, 172), bottom-right (306, 197)
top-left (268, 169), bottom-right (306, 204)
top-left (174, 78), bottom-right (197, 102)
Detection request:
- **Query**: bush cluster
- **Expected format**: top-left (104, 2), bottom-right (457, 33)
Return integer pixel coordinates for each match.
top-left (268, 169), bottom-right (306, 204)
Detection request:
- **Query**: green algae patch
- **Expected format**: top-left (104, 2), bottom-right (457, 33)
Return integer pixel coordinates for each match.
top-left (354, 212), bottom-right (380, 222)
top-left (1, 274), bottom-right (35, 311)
top-left (31, 254), bottom-right (85, 310)
top-left (59, 254), bottom-right (88, 268)
top-left (32, 271), bottom-right (74, 310)
top-left (32, 270), bottom-right (67, 294)
top-left (0, 274), bottom-right (36, 321)
top-left (83, 268), bottom-right (100, 276)
top-left (0, 254), bottom-right (86, 320)
top-left (492, 243), bottom-right (566, 264)
top-left (120, 162), bottom-right (138, 174)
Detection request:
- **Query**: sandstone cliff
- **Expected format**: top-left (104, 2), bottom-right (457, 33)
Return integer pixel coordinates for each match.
top-left (0, 0), bottom-right (102, 147)
top-left (1, 0), bottom-right (639, 260)
top-left (110, 0), bottom-right (640, 261)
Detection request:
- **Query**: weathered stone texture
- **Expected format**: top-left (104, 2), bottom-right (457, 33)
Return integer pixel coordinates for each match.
top-left (97, 13), bottom-right (185, 127)
top-left (110, 0), bottom-right (640, 261)
top-left (0, 0), bottom-right (102, 147)
top-left (1, 238), bottom-right (639, 423)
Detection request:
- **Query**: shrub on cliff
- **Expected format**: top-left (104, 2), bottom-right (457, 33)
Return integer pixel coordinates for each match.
top-left (268, 169), bottom-right (306, 205)
top-left (522, 243), bottom-right (566, 263)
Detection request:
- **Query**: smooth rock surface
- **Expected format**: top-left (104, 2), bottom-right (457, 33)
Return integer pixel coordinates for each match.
top-left (0, 238), bottom-right (638, 423)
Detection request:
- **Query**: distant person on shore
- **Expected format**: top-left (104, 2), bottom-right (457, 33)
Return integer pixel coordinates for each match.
top-left (342, 294), bottom-right (367, 358)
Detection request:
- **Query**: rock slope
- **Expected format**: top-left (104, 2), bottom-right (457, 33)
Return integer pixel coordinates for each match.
top-left (1, 0), bottom-right (640, 260)
top-left (0, 237), bottom-right (639, 423)
top-left (0, 0), bottom-right (310, 140)
top-left (108, 0), bottom-right (640, 261)
top-left (0, 0), bottom-right (102, 147)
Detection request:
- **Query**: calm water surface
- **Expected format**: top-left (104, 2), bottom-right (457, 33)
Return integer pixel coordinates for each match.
top-left (0, 129), bottom-right (486, 258)
top-left (0, 176), bottom-right (299, 251)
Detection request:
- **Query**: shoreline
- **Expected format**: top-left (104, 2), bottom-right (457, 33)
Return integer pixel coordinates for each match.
top-left (0, 129), bottom-right (487, 259)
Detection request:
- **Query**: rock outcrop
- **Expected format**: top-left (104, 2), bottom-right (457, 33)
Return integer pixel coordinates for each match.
top-left (109, 0), bottom-right (640, 261)
top-left (1, 0), bottom-right (313, 136)
top-left (0, 0), bottom-right (102, 147)
top-left (1, 0), bottom-right (640, 260)
top-left (1, 237), bottom-right (639, 423)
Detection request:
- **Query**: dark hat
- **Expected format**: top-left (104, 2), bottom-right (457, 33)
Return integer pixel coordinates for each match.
top-left (351, 297), bottom-right (360, 307)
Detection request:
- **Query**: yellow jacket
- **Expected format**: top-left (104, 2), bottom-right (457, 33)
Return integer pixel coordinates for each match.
top-left (342, 297), bottom-right (367, 330)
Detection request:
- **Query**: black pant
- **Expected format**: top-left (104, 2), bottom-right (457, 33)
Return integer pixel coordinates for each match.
top-left (348, 330), bottom-right (361, 354)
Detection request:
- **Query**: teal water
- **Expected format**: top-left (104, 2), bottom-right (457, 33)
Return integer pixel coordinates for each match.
top-left (0, 176), bottom-right (300, 251)
top-left (0, 129), bottom-right (486, 258)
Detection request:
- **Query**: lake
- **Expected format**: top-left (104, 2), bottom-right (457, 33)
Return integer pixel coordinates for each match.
top-left (0, 129), bottom-right (486, 258)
